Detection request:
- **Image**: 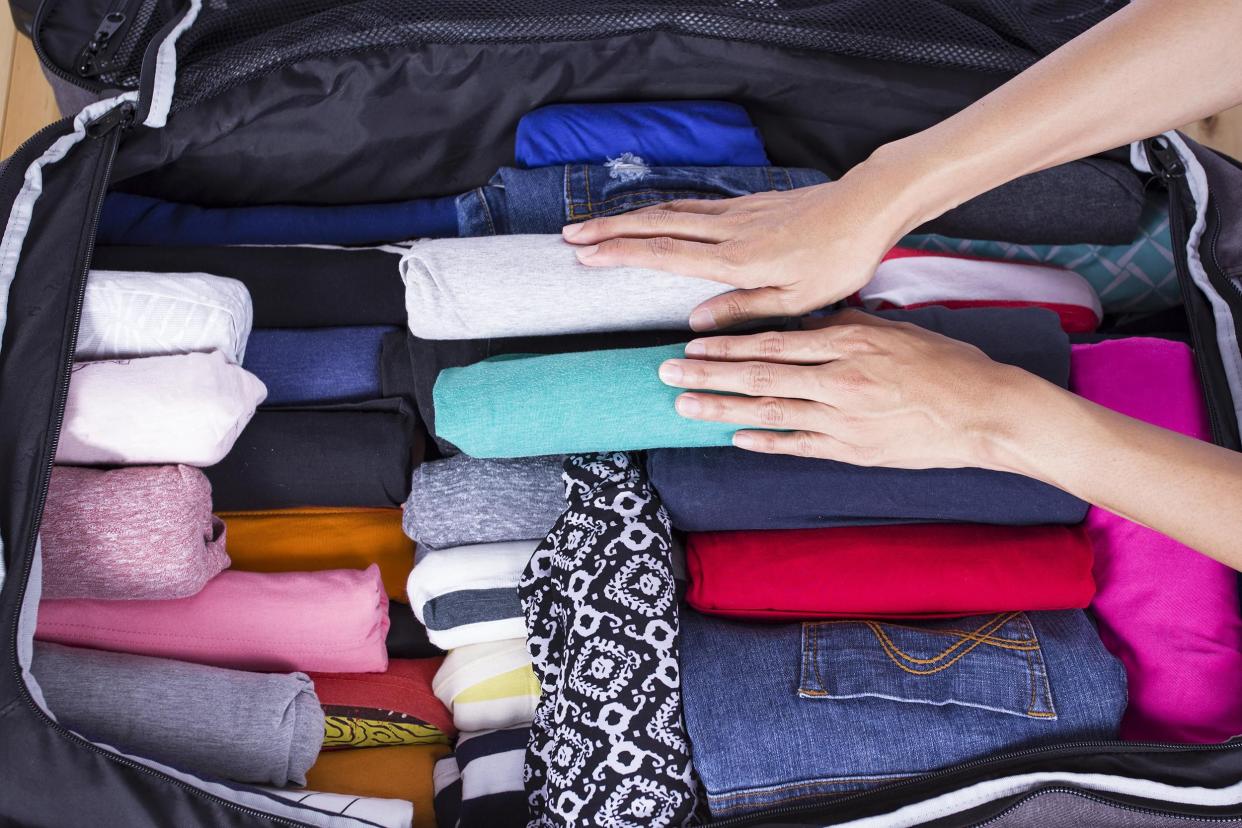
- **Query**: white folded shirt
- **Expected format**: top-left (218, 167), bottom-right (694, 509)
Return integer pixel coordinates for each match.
top-left (433, 638), bottom-right (539, 732)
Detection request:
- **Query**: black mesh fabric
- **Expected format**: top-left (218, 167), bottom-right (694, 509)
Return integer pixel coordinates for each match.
top-left (95, 0), bottom-right (172, 88)
top-left (148, 0), bottom-right (1124, 112)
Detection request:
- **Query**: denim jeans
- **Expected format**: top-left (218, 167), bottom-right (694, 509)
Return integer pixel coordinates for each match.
top-left (679, 609), bottom-right (1127, 818)
top-left (456, 164), bottom-right (828, 236)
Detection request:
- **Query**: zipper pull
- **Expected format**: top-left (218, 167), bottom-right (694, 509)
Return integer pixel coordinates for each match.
top-left (1146, 137), bottom-right (1186, 180)
top-left (76, 11), bottom-right (127, 78)
top-left (86, 101), bottom-right (136, 138)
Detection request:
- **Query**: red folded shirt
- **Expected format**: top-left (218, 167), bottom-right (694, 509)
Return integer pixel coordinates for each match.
top-left (686, 524), bottom-right (1095, 620)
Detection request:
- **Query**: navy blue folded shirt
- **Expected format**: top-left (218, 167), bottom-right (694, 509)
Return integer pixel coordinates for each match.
top-left (514, 100), bottom-right (770, 168)
top-left (648, 306), bottom-right (1089, 530)
top-left (243, 327), bottom-right (399, 406)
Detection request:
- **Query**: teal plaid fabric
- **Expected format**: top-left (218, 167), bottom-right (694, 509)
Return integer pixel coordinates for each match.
top-left (902, 194), bottom-right (1178, 314)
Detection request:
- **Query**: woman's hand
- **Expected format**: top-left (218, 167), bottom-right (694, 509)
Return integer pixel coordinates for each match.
top-left (560, 166), bottom-right (921, 332)
top-left (658, 309), bottom-right (1045, 472)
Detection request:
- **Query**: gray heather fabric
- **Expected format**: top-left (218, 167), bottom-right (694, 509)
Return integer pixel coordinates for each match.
top-left (404, 454), bottom-right (567, 550)
top-left (32, 642), bottom-right (324, 786)
top-left (400, 234), bottom-right (730, 339)
top-left (978, 789), bottom-right (1242, 827)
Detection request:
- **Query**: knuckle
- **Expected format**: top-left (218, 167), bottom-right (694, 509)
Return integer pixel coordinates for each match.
top-left (719, 295), bottom-right (750, 326)
top-left (757, 332), bottom-right (786, 359)
top-left (641, 208), bottom-right (673, 229)
top-left (646, 235), bottom-right (678, 258)
top-left (756, 397), bottom-right (788, 426)
top-left (792, 432), bottom-right (818, 457)
top-left (743, 362), bottom-right (776, 393)
top-left (716, 239), bottom-right (751, 267)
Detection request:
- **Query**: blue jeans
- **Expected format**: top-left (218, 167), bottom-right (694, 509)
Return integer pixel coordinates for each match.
top-left (679, 609), bottom-right (1127, 818)
top-left (457, 164), bottom-right (828, 236)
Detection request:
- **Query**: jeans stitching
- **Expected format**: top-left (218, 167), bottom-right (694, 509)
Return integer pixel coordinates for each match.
top-left (1020, 612), bottom-right (1057, 718)
top-left (479, 188), bottom-right (497, 237)
top-left (864, 614), bottom-right (1027, 676)
top-left (567, 190), bottom-right (727, 217)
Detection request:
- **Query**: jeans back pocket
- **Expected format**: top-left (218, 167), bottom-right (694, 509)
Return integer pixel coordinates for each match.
top-left (799, 612), bottom-right (1056, 720)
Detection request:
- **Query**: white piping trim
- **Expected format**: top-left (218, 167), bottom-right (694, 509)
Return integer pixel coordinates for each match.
top-left (142, 0), bottom-right (202, 128)
top-left (829, 770), bottom-right (1242, 828)
top-left (1164, 130), bottom-right (1242, 431)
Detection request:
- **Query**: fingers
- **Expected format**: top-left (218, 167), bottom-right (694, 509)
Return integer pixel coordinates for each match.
top-left (673, 392), bottom-right (833, 432)
top-left (801, 307), bottom-right (901, 330)
top-left (659, 357), bottom-right (817, 401)
top-left (562, 201), bottom-right (739, 245)
top-left (731, 429), bottom-right (864, 462)
top-left (688, 286), bottom-right (793, 331)
top-left (572, 236), bottom-right (752, 287)
top-left (681, 328), bottom-right (843, 364)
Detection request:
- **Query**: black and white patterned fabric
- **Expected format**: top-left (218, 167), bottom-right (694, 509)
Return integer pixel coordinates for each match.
top-left (519, 452), bottom-right (701, 827)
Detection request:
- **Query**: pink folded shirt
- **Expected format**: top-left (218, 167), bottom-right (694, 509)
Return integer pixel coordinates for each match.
top-left (37, 565), bottom-right (389, 674)
top-left (857, 248), bottom-right (1104, 333)
top-left (55, 351), bottom-right (266, 467)
top-left (41, 465), bottom-right (229, 600)
top-left (1072, 338), bottom-right (1242, 743)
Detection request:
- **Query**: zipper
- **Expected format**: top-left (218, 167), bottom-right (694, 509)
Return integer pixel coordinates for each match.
top-left (971, 787), bottom-right (1242, 827)
top-left (2, 102), bottom-right (312, 828)
top-left (1147, 136), bottom-right (1234, 447)
top-left (76, 8), bottom-right (130, 78)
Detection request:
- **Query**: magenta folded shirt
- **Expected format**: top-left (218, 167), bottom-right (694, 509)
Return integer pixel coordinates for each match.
top-left (37, 566), bottom-right (390, 674)
top-left (42, 465), bottom-right (229, 600)
top-left (1072, 338), bottom-right (1242, 743)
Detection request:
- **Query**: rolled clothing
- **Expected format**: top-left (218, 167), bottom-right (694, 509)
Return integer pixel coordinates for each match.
top-left (33, 642), bottom-right (323, 786)
top-left (1071, 338), bottom-right (1242, 743)
top-left (432, 729), bottom-right (528, 828)
top-left (432, 639), bottom-right (539, 733)
top-left (77, 270), bottom-right (253, 363)
top-left (43, 465), bottom-right (229, 601)
top-left (91, 244), bottom-right (409, 328)
top-left (404, 455), bottom-right (566, 550)
top-left (98, 191), bottom-right (458, 247)
top-left (401, 234), bottom-right (733, 340)
top-left (257, 788), bottom-right (413, 828)
top-left (37, 566), bottom-right (389, 674)
top-left (433, 307), bottom-right (1072, 458)
top-left (388, 601), bottom-right (445, 659)
top-left (218, 507), bottom-right (413, 600)
top-left (514, 100), bottom-right (770, 168)
top-left (858, 248), bottom-right (1103, 333)
top-left (404, 328), bottom-right (693, 455)
top-left (305, 743), bottom-right (449, 828)
top-left (406, 541), bottom-right (535, 650)
top-left (203, 398), bottom-right (417, 510)
top-left (309, 658), bottom-right (455, 750)
top-left (242, 326), bottom-right (399, 405)
top-left (686, 524), bottom-right (1095, 620)
top-left (56, 351), bottom-right (266, 467)
top-left (681, 609), bottom-right (1127, 817)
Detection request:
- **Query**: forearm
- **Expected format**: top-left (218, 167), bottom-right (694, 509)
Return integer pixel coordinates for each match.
top-left (858, 0), bottom-right (1242, 232)
top-left (987, 373), bottom-right (1242, 569)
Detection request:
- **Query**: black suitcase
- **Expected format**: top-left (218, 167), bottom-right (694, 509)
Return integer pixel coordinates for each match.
top-left (3, 2), bottom-right (1242, 826)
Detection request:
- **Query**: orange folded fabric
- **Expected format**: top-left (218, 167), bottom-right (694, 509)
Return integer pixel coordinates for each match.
top-left (305, 743), bottom-right (449, 828)
top-left (217, 507), bottom-right (413, 600)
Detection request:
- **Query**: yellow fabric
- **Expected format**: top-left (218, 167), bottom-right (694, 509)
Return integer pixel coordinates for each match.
top-left (454, 664), bottom-right (540, 704)
top-left (323, 716), bottom-right (450, 749)
top-left (306, 743), bottom-right (449, 828)
top-left (218, 507), bottom-right (413, 600)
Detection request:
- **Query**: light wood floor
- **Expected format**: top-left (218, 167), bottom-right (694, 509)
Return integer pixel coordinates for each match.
top-left (1, 10), bottom-right (1241, 164)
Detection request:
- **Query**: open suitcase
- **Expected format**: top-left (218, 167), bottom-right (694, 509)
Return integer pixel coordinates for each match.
top-left (4, 1), bottom-right (1242, 826)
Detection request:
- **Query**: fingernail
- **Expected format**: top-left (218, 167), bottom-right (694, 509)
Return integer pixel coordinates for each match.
top-left (675, 394), bottom-right (702, 417)
top-left (575, 244), bottom-right (599, 260)
top-left (683, 339), bottom-right (708, 358)
top-left (689, 307), bottom-right (717, 332)
top-left (658, 360), bottom-right (684, 385)
top-left (562, 223), bottom-right (583, 239)
top-left (732, 431), bottom-right (759, 449)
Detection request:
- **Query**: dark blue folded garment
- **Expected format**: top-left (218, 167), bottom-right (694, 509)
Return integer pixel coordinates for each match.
top-left (648, 306), bottom-right (1089, 529)
top-left (98, 191), bottom-right (459, 246)
top-left (243, 327), bottom-right (399, 405)
top-left (514, 100), bottom-right (770, 168)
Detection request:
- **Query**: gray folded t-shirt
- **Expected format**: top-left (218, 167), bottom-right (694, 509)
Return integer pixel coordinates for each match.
top-left (33, 642), bottom-right (323, 786)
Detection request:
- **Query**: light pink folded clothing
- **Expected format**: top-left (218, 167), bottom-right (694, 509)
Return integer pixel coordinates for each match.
top-left (856, 248), bottom-right (1104, 333)
top-left (42, 465), bottom-right (229, 600)
top-left (37, 565), bottom-right (389, 674)
top-left (55, 351), bottom-right (266, 467)
top-left (1072, 338), bottom-right (1242, 743)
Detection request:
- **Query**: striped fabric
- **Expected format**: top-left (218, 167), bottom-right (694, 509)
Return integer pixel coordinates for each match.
top-left (433, 639), bottom-right (539, 732)
top-left (433, 728), bottom-right (529, 828)
top-left (78, 270), bottom-right (253, 363)
top-left (407, 541), bottom-right (535, 650)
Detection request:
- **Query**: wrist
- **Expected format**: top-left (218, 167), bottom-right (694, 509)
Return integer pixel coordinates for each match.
top-left (847, 135), bottom-right (966, 237)
top-left (969, 366), bottom-right (1083, 480)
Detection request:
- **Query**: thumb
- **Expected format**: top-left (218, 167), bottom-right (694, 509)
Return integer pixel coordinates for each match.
top-left (690, 287), bottom-right (793, 332)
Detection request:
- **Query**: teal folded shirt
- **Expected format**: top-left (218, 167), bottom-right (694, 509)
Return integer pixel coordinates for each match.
top-left (433, 344), bottom-right (738, 457)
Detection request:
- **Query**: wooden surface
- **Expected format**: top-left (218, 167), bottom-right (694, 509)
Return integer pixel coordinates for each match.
top-left (0, 11), bottom-right (1240, 161)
